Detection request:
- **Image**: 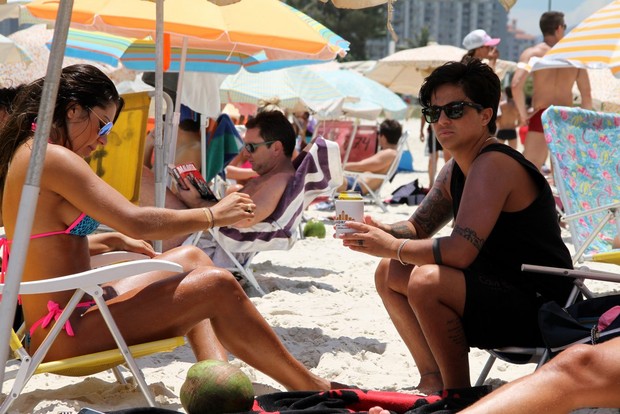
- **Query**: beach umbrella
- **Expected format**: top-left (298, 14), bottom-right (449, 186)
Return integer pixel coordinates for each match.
top-left (320, 69), bottom-right (408, 120)
top-left (527, 0), bottom-right (620, 78)
top-left (220, 66), bottom-right (347, 117)
top-left (0, 33), bottom-right (31, 64)
top-left (0, 24), bottom-right (135, 87)
top-left (57, 28), bottom-right (337, 75)
top-left (366, 44), bottom-right (516, 96)
top-left (0, 0), bottom-right (30, 22)
top-left (365, 44), bottom-right (468, 96)
top-left (574, 68), bottom-right (620, 113)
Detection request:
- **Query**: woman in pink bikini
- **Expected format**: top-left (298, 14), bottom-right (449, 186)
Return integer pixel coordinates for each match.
top-left (0, 64), bottom-right (333, 392)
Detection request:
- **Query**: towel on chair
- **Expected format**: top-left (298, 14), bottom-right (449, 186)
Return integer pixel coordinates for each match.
top-left (204, 113), bottom-right (243, 183)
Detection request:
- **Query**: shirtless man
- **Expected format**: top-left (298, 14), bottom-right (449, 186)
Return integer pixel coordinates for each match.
top-left (337, 119), bottom-right (402, 194)
top-left (496, 86), bottom-right (519, 150)
top-left (511, 11), bottom-right (592, 171)
top-left (143, 118), bottom-right (202, 170)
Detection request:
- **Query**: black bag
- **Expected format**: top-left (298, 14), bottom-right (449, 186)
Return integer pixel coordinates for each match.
top-left (389, 179), bottom-right (429, 206)
top-left (539, 294), bottom-right (620, 354)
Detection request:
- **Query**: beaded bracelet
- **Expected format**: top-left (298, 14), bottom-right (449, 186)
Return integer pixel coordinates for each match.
top-left (396, 239), bottom-right (409, 265)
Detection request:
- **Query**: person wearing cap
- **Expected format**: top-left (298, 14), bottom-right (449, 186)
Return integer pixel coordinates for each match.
top-left (461, 29), bottom-right (501, 69)
top-left (511, 11), bottom-right (592, 172)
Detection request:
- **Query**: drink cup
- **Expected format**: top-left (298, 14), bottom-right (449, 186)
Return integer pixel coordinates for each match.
top-left (334, 191), bottom-right (364, 235)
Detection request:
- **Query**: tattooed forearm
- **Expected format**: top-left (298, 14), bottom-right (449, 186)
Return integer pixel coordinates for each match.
top-left (390, 222), bottom-right (415, 239)
top-left (453, 225), bottom-right (485, 251)
top-left (413, 186), bottom-right (453, 236)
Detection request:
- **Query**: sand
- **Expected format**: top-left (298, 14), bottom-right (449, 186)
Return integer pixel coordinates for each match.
top-left (2, 118), bottom-right (619, 414)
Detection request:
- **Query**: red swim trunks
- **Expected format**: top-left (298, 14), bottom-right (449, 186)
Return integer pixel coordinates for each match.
top-left (527, 107), bottom-right (548, 133)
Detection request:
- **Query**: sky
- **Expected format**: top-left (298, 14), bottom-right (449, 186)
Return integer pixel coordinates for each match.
top-left (507, 0), bottom-right (613, 36)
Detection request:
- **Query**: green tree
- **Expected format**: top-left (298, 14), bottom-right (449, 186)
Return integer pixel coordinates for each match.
top-left (284, 0), bottom-right (386, 61)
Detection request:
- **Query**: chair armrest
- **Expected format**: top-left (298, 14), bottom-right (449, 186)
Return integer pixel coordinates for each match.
top-left (343, 171), bottom-right (385, 180)
top-left (522, 263), bottom-right (620, 283)
top-left (562, 201), bottom-right (620, 222)
top-left (0, 259), bottom-right (183, 295)
top-left (90, 251), bottom-right (151, 268)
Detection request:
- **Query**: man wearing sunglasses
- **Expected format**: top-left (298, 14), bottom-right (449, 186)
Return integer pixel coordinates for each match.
top-left (511, 11), bottom-right (591, 172)
top-left (340, 59), bottom-right (574, 411)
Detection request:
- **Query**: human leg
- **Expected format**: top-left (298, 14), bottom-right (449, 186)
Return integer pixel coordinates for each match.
top-left (44, 261), bottom-right (329, 391)
top-left (522, 130), bottom-right (547, 171)
top-left (374, 259), bottom-right (442, 393)
top-left (406, 264), bottom-right (468, 389)
top-left (462, 338), bottom-right (620, 413)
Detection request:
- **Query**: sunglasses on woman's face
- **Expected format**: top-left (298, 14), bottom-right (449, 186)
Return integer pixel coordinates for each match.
top-left (421, 101), bottom-right (484, 124)
top-left (244, 140), bottom-right (276, 153)
top-left (88, 108), bottom-right (114, 137)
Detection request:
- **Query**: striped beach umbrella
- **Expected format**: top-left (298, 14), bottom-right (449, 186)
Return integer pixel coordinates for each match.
top-left (528, 0), bottom-right (620, 78)
top-left (56, 28), bottom-right (336, 74)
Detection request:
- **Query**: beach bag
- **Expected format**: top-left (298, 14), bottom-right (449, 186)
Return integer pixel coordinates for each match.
top-left (389, 179), bottom-right (428, 206)
top-left (538, 294), bottom-right (620, 355)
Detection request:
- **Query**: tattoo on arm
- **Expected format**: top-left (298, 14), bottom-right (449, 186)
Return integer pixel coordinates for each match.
top-left (453, 225), bottom-right (485, 251)
top-left (413, 186), bottom-right (453, 236)
top-left (390, 222), bottom-right (415, 239)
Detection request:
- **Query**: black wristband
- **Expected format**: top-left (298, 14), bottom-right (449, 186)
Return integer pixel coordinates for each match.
top-left (432, 238), bottom-right (443, 265)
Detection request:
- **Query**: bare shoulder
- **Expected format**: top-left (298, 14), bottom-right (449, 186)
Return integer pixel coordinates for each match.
top-left (520, 42), bottom-right (549, 61)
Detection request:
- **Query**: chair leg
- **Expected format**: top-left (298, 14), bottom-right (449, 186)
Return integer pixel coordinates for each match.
top-left (111, 366), bottom-right (128, 385)
top-left (474, 353), bottom-right (497, 386)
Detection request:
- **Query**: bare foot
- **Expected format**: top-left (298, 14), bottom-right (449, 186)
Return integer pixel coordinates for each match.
top-left (416, 371), bottom-right (443, 395)
top-left (369, 407), bottom-right (391, 414)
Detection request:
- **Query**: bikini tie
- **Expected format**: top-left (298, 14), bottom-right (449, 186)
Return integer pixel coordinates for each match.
top-left (29, 300), bottom-right (75, 337)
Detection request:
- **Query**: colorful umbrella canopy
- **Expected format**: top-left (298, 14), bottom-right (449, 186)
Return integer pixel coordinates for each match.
top-left (0, 24), bottom-right (135, 87)
top-left (528, 0), bottom-right (620, 78)
top-left (25, 0), bottom-right (349, 63)
top-left (0, 33), bottom-right (31, 64)
top-left (57, 28), bottom-right (336, 74)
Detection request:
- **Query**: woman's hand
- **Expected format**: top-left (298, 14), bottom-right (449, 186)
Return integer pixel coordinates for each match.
top-left (210, 191), bottom-right (256, 227)
top-left (115, 234), bottom-right (157, 257)
top-left (338, 220), bottom-right (399, 259)
top-left (88, 233), bottom-right (156, 257)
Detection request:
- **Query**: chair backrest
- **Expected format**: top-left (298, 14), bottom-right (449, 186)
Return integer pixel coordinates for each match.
top-left (314, 119), bottom-right (378, 163)
top-left (542, 106), bottom-right (620, 258)
top-left (204, 113), bottom-right (243, 183)
top-left (86, 91), bottom-right (151, 204)
top-left (210, 137), bottom-right (343, 253)
top-left (385, 130), bottom-right (409, 183)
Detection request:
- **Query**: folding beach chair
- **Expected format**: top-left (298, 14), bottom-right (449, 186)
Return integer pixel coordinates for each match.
top-left (0, 252), bottom-right (185, 413)
top-left (87, 91), bottom-right (152, 204)
top-left (187, 137), bottom-right (343, 295)
top-left (475, 106), bottom-right (620, 385)
top-left (314, 119), bottom-right (378, 164)
top-left (343, 130), bottom-right (409, 213)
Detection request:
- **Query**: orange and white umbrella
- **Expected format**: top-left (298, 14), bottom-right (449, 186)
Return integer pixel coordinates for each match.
top-left (528, 0), bottom-right (620, 78)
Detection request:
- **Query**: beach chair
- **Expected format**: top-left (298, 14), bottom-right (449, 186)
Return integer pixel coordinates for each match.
top-left (187, 137), bottom-right (343, 295)
top-left (343, 130), bottom-right (409, 213)
top-left (475, 106), bottom-right (620, 385)
top-left (314, 119), bottom-right (378, 164)
top-left (87, 91), bottom-right (152, 204)
top-left (0, 252), bottom-right (185, 413)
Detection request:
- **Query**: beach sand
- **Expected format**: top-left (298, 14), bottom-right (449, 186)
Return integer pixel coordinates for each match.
top-left (2, 118), bottom-right (619, 414)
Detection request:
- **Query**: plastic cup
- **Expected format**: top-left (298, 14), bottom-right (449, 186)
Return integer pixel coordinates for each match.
top-left (334, 192), bottom-right (364, 235)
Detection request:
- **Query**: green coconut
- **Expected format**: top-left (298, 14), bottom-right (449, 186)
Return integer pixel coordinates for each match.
top-left (180, 360), bottom-right (254, 414)
top-left (303, 218), bottom-right (326, 238)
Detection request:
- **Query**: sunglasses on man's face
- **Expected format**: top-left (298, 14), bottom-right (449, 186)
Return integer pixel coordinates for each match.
top-left (244, 140), bottom-right (276, 153)
top-left (421, 101), bottom-right (484, 124)
top-left (88, 108), bottom-right (114, 137)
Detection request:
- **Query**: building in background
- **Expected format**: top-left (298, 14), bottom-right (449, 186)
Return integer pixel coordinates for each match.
top-left (366, 0), bottom-right (536, 62)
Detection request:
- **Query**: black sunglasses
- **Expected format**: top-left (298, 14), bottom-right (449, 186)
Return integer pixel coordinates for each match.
top-left (244, 140), bottom-right (276, 153)
top-left (421, 101), bottom-right (484, 124)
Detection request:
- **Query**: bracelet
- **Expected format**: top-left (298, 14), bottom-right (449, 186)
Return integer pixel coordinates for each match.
top-left (432, 238), bottom-right (443, 265)
top-left (202, 207), bottom-right (215, 229)
top-left (396, 239), bottom-right (409, 265)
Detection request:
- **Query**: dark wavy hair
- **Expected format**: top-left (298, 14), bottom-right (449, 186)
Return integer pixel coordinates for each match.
top-left (0, 64), bottom-right (123, 199)
top-left (245, 109), bottom-right (296, 157)
top-left (418, 59), bottom-right (500, 134)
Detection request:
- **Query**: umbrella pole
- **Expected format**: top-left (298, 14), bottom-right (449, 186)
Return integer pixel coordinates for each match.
top-left (153, 0), bottom-right (165, 253)
top-left (168, 37), bottom-right (189, 172)
top-left (0, 0), bottom-right (74, 390)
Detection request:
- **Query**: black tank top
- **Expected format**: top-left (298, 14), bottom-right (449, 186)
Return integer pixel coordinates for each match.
top-left (450, 143), bottom-right (574, 303)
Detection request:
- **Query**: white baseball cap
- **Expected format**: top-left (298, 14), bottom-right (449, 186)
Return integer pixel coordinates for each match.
top-left (462, 29), bottom-right (501, 50)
